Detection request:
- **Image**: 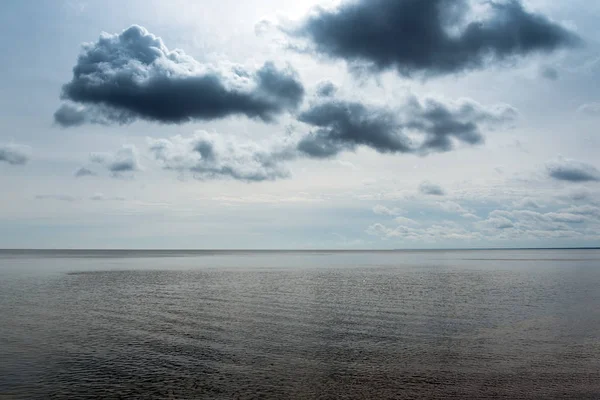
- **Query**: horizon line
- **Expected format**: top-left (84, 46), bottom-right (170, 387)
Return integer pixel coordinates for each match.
top-left (1, 247), bottom-right (599, 252)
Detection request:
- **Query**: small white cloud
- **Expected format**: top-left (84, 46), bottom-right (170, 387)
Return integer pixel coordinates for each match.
top-left (513, 198), bottom-right (542, 209)
top-left (90, 145), bottom-right (142, 178)
top-left (373, 205), bottom-right (403, 216)
top-left (577, 103), bottom-right (600, 116)
top-left (0, 144), bottom-right (30, 166)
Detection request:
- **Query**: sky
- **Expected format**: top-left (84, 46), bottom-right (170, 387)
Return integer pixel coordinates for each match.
top-left (1, 0), bottom-right (600, 249)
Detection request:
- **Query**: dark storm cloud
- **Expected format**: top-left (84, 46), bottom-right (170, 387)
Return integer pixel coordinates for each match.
top-left (420, 181), bottom-right (446, 196)
top-left (289, 0), bottom-right (580, 77)
top-left (547, 159), bottom-right (600, 182)
top-left (297, 100), bottom-right (409, 158)
top-left (148, 132), bottom-right (297, 182)
top-left (296, 95), bottom-right (516, 158)
top-left (55, 25), bottom-right (304, 127)
top-left (0, 144), bottom-right (29, 166)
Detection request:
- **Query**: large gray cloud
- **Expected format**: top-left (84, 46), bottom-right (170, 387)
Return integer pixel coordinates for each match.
top-left (148, 132), bottom-right (297, 182)
top-left (289, 0), bottom-right (580, 77)
top-left (0, 144), bottom-right (29, 166)
top-left (55, 25), bottom-right (304, 126)
top-left (547, 158), bottom-right (600, 182)
top-left (297, 100), bottom-right (408, 158)
top-left (296, 92), bottom-right (516, 158)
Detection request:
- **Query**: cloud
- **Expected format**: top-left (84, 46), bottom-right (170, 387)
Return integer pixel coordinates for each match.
top-left (35, 194), bottom-right (78, 202)
top-left (297, 99), bottom-right (407, 158)
top-left (577, 103), bottom-right (600, 116)
top-left (420, 181), bottom-right (445, 196)
top-left (296, 94), bottom-right (516, 158)
top-left (54, 104), bottom-right (87, 127)
top-left (288, 0), bottom-right (580, 77)
top-left (90, 145), bottom-right (141, 177)
top-left (394, 216), bottom-right (419, 227)
top-left (315, 80), bottom-right (338, 97)
top-left (366, 222), bottom-right (481, 242)
top-left (559, 205), bottom-right (600, 218)
top-left (90, 193), bottom-right (126, 201)
top-left (424, 210), bottom-right (590, 242)
top-left (540, 66), bottom-right (559, 80)
top-left (437, 201), bottom-right (477, 218)
top-left (55, 25), bottom-right (304, 126)
top-left (54, 103), bottom-right (132, 127)
top-left (146, 92), bottom-right (515, 182)
top-left (564, 189), bottom-right (594, 202)
top-left (513, 197), bottom-right (542, 209)
top-left (545, 212), bottom-right (586, 224)
top-left (148, 132), bottom-right (297, 182)
top-left (486, 209), bottom-right (588, 231)
top-left (367, 202), bottom-right (599, 244)
top-left (75, 167), bottom-right (97, 177)
top-left (373, 205), bottom-right (403, 216)
top-left (0, 144), bottom-right (29, 166)
top-left (546, 158), bottom-right (600, 182)
top-left (35, 193), bottom-right (126, 202)
top-left (484, 216), bottom-right (515, 230)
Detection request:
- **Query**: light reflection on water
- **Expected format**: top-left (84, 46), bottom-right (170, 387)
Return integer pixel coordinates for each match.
top-left (1, 250), bottom-right (599, 399)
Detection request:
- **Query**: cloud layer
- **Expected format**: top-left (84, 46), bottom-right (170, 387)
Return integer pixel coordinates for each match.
top-left (367, 203), bottom-right (600, 244)
top-left (148, 132), bottom-right (296, 182)
top-left (289, 0), bottom-right (579, 77)
top-left (55, 25), bottom-right (304, 126)
top-left (144, 88), bottom-right (517, 182)
top-left (0, 144), bottom-right (29, 166)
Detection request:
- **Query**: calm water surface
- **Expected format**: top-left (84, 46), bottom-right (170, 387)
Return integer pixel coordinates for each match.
top-left (1, 250), bottom-right (599, 399)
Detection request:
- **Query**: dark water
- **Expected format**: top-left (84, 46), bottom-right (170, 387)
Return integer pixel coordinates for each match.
top-left (1, 250), bottom-right (599, 399)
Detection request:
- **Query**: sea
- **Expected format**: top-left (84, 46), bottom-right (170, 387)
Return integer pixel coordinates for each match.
top-left (1, 249), bottom-right (599, 399)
